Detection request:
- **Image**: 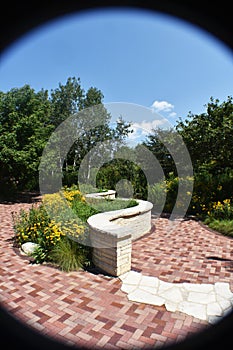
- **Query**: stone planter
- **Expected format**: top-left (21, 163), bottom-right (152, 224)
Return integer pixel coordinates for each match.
top-left (85, 190), bottom-right (116, 200)
top-left (87, 199), bottom-right (153, 276)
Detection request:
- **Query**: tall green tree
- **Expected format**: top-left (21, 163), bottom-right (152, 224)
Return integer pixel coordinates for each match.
top-left (142, 128), bottom-right (180, 179)
top-left (176, 96), bottom-right (233, 207)
top-left (0, 85), bottom-right (53, 192)
top-left (176, 96), bottom-right (233, 174)
top-left (50, 77), bottom-right (84, 127)
top-left (0, 77), bottom-right (132, 193)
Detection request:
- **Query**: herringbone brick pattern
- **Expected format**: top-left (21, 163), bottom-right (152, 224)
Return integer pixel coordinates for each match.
top-left (1, 198), bottom-right (232, 349)
top-left (132, 216), bottom-right (233, 290)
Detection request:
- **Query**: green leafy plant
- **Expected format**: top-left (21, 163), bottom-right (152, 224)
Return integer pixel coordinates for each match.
top-left (206, 199), bottom-right (233, 220)
top-left (49, 236), bottom-right (91, 272)
top-left (12, 187), bottom-right (89, 266)
top-left (204, 219), bottom-right (233, 237)
top-left (31, 245), bottom-right (49, 264)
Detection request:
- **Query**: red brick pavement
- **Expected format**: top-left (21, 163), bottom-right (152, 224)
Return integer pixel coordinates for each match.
top-left (1, 199), bottom-right (233, 349)
top-left (132, 216), bottom-right (233, 290)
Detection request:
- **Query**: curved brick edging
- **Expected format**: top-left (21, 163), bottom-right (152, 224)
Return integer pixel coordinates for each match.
top-left (87, 200), bottom-right (153, 276)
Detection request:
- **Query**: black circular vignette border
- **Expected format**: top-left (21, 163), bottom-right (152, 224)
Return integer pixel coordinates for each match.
top-left (0, 1), bottom-right (232, 350)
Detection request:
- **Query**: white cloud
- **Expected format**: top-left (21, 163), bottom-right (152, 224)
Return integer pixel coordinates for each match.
top-left (127, 118), bottom-right (170, 145)
top-left (168, 111), bottom-right (177, 118)
top-left (151, 100), bottom-right (174, 112)
top-left (133, 119), bottom-right (165, 135)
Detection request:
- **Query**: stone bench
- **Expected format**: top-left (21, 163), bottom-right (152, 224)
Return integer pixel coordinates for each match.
top-left (87, 199), bottom-right (153, 276)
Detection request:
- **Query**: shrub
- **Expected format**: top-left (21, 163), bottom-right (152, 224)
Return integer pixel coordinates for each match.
top-left (148, 182), bottom-right (166, 212)
top-left (62, 185), bottom-right (86, 203)
top-left (78, 183), bottom-right (107, 194)
top-left (48, 236), bottom-right (91, 272)
top-left (84, 197), bottom-right (138, 214)
top-left (12, 205), bottom-right (64, 248)
top-left (12, 187), bottom-right (89, 266)
top-left (204, 219), bottom-right (233, 238)
top-left (205, 199), bottom-right (233, 221)
top-left (71, 200), bottom-right (99, 222)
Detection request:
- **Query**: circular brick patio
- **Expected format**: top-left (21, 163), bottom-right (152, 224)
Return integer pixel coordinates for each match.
top-left (0, 197), bottom-right (233, 349)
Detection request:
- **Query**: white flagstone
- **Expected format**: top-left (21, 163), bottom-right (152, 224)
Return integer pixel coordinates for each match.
top-left (120, 270), bottom-right (233, 323)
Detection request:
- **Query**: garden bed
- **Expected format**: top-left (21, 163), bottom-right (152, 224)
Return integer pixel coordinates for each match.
top-left (12, 187), bottom-right (144, 274)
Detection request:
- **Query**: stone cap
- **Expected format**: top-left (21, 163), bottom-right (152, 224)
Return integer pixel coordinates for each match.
top-left (87, 200), bottom-right (153, 239)
top-left (85, 190), bottom-right (116, 198)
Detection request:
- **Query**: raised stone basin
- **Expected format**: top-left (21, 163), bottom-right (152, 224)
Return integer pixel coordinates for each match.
top-left (87, 198), bottom-right (153, 276)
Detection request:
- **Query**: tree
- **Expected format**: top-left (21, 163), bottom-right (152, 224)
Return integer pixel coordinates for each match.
top-left (175, 96), bottom-right (233, 207)
top-left (176, 96), bottom-right (233, 174)
top-left (142, 128), bottom-right (185, 179)
top-left (50, 77), bottom-right (84, 127)
top-left (0, 78), bottom-right (133, 194)
top-left (0, 85), bottom-right (53, 192)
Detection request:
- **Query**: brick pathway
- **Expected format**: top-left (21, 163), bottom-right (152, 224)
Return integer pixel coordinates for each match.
top-left (1, 198), bottom-right (233, 349)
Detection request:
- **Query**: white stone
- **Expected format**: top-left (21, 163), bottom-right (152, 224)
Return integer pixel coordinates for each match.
top-left (121, 284), bottom-right (137, 294)
top-left (140, 275), bottom-right (159, 288)
top-left (119, 272), bottom-right (129, 281)
top-left (165, 301), bottom-right (179, 312)
top-left (139, 285), bottom-right (159, 295)
top-left (188, 291), bottom-right (216, 304)
top-left (214, 282), bottom-right (233, 299)
top-left (121, 270), bottom-right (142, 285)
top-left (178, 301), bottom-right (207, 320)
top-left (128, 289), bottom-right (165, 306)
top-left (21, 242), bottom-right (39, 255)
top-left (158, 280), bottom-right (173, 292)
top-left (207, 302), bottom-right (222, 316)
top-left (218, 299), bottom-right (232, 311)
top-left (120, 271), bottom-right (233, 323)
top-left (160, 287), bottom-right (183, 303)
top-left (183, 283), bottom-right (214, 293)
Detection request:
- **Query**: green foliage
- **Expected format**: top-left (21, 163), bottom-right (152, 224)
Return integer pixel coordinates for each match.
top-left (71, 196), bottom-right (138, 221)
top-left (176, 96), bottom-right (233, 173)
top-left (48, 236), bottom-right (91, 272)
top-left (143, 128), bottom-right (178, 179)
top-left (206, 199), bottom-right (233, 221)
top-left (0, 85), bottom-right (53, 191)
top-left (31, 245), bottom-right (48, 264)
top-left (12, 187), bottom-right (89, 266)
top-left (148, 182), bottom-right (166, 212)
top-left (86, 198), bottom-right (138, 213)
top-left (12, 204), bottom-right (66, 261)
top-left (204, 219), bottom-right (233, 237)
top-left (96, 158), bottom-right (147, 199)
top-left (144, 96), bottom-right (233, 219)
top-left (79, 183), bottom-right (108, 194)
top-left (71, 200), bottom-right (99, 222)
top-left (0, 77), bottom-right (132, 193)
top-left (148, 176), bottom-right (193, 215)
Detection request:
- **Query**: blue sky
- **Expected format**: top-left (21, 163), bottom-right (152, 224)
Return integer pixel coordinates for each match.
top-left (0, 7), bottom-right (232, 138)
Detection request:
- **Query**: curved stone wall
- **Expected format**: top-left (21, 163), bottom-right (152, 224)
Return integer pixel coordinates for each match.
top-left (87, 199), bottom-right (153, 242)
top-left (87, 198), bottom-right (153, 276)
top-left (85, 190), bottom-right (116, 200)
